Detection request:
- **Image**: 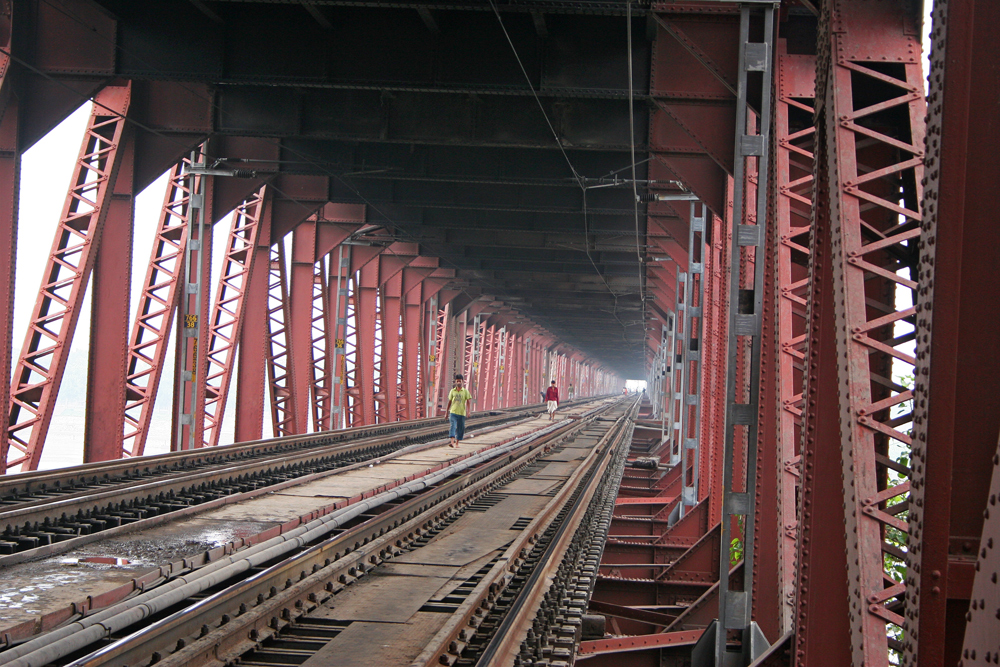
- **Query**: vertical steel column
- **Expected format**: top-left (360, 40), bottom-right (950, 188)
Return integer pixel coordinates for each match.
top-left (906, 1), bottom-right (1000, 660)
top-left (355, 260), bottom-right (379, 425)
top-left (235, 191), bottom-right (272, 443)
top-left (791, 43), bottom-right (852, 661)
top-left (84, 120), bottom-right (134, 463)
top-left (680, 202), bottom-right (707, 514)
top-left (715, 4), bottom-right (776, 662)
top-left (523, 337), bottom-right (532, 404)
top-left (818, 1), bottom-right (926, 664)
top-left (400, 278), bottom-right (422, 421)
top-left (329, 243), bottom-right (351, 430)
top-left (265, 241), bottom-right (298, 436)
top-left (424, 294), bottom-right (439, 417)
top-left (381, 273), bottom-right (402, 422)
top-left (480, 326), bottom-right (495, 410)
top-left (430, 301), bottom-right (448, 416)
top-left (496, 326), bottom-right (507, 408)
top-left (202, 188), bottom-right (266, 447)
top-left (467, 313), bottom-right (482, 404)
top-left (176, 150), bottom-right (215, 451)
top-left (660, 314), bottom-right (678, 453)
top-left (5, 83), bottom-right (131, 472)
top-left (122, 161), bottom-right (193, 457)
top-left (309, 258), bottom-right (331, 430)
top-left (773, 46), bottom-right (815, 634)
top-left (0, 1), bottom-right (17, 474)
top-left (289, 219), bottom-right (317, 432)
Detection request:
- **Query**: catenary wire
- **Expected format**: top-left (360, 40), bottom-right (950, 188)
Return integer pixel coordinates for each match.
top-left (27, 0), bottom-right (639, 362)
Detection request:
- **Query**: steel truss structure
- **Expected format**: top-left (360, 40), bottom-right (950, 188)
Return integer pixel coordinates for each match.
top-left (0, 1), bottom-right (994, 665)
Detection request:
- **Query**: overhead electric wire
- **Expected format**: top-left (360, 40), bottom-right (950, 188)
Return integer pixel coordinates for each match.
top-left (626, 0), bottom-right (648, 350)
top-left (487, 0), bottom-right (638, 352)
top-left (31, 0), bottom-right (636, 362)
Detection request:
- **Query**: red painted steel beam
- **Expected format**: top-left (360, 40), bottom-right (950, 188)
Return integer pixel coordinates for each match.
top-left (771, 44), bottom-right (815, 638)
top-left (234, 191), bottom-right (272, 443)
top-left (817, 1), bottom-right (927, 662)
top-left (202, 187), bottom-right (266, 447)
top-left (905, 1), bottom-right (1000, 664)
top-left (789, 17), bottom-right (855, 662)
top-left (381, 273), bottom-right (403, 422)
top-left (290, 218), bottom-right (317, 432)
top-left (83, 119), bottom-right (135, 463)
top-left (753, 43), bottom-right (817, 642)
top-left (265, 239), bottom-right (298, 437)
top-left (122, 159), bottom-right (195, 457)
top-left (577, 629), bottom-right (702, 660)
top-left (4, 82), bottom-right (131, 473)
top-left (0, 4), bottom-right (18, 476)
top-left (354, 259), bottom-right (379, 425)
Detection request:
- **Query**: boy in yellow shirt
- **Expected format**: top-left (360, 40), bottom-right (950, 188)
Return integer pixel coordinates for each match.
top-left (446, 374), bottom-right (473, 447)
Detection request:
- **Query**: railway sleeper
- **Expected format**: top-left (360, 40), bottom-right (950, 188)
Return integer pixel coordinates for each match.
top-left (11, 409), bottom-right (602, 667)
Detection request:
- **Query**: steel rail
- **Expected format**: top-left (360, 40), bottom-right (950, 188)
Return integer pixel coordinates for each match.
top-left (0, 401), bottom-right (621, 667)
top-left (0, 401), bottom-right (594, 529)
top-left (410, 400), bottom-right (639, 667)
top-left (0, 397), bottom-right (602, 504)
top-left (468, 402), bottom-right (638, 666)
top-left (0, 402), bottom-right (601, 563)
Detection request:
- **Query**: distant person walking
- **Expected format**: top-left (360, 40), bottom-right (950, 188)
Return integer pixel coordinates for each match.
top-left (545, 380), bottom-right (560, 421)
top-left (568, 383), bottom-right (574, 399)
top-left (446, 374), bottom-right (472, 448)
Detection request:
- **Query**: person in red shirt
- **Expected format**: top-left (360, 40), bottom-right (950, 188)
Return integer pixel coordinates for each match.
top-left (545, 380), bottom-right (560, 421)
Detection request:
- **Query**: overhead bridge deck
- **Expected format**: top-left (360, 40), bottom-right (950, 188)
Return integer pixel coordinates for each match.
top-left (0, 397), bottom-right (637, 667)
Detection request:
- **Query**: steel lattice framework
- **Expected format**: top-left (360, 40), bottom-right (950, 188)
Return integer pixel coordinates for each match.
top-left (0, 1), bottom-right (993, 665)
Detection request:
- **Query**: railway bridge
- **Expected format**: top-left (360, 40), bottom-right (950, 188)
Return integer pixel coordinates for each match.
top-left (0, 1), bottom-right (995, 666)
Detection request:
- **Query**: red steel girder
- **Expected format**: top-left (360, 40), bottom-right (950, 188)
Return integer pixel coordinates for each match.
top-left (904, 0), bottom-right (1000, 663)
top-left (790, 36), bottom-right (853, 663)
top-left (820, 0), bottom-right (926, 662)
top-left (4, 82), bottom-right (131, 473)
top-left (265, 240), bottom-right (298, 437)
top-left (122, 160), bottom-right (191, 458)
top-left (234, 191), bottom-right (273, 443)
top-left (0, 2), bottom-right (17, 477)
top-left (308, 258), bottom-right (331, 431)
top-left (290, 219), bottom-right (318, 432)
top-left (353, 259), bottom-right (379, 426)
top-left (770, 45), bottom-right (815, 637)
top-left (201, 187), bottom-right (267, 448)
top-left (83, 101), bottom-right (135, 463)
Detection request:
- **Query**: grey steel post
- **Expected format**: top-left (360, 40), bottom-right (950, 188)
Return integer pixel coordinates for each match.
top-left (330, 244), bottom-right (351, 430)
top-left (425, 293), bottom-right (438, 417)
top-left (714, 3), bottom-right (776, 665)
top-left (682, 202), bottom-right (707, 511)
top-left (176, 150), bottom-right (206, 451)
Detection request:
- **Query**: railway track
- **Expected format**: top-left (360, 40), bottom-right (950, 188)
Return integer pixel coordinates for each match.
top-left (0, 397), bottom-right (637, 667)
top-left (0, 402), bottom-right (595, 561)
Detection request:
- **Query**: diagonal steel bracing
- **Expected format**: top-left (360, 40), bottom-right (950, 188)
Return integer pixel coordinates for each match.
top-left (4, 83), bottom-right (131, 473)
top-left (202, 187), bottom-right (267, 448)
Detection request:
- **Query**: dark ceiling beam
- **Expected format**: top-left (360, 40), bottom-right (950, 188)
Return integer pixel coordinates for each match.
top-left (187, 0), bottom-right (224, 23)
top-left (86, 3), bottom-right (652, 95)
top-left (531, 11), bottom-right (548, 37)
top-left (214, 87), bottom-right (646, 151)
top-left (416, 7), bottom-right (441, 34)
top-left (301, 2), bottom-right (334, 28)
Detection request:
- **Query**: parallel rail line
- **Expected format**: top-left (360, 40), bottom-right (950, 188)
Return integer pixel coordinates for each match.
top-left (0, 402), bottom-right (596, 560)
top-left (0, 399), bottom-right (633, 667)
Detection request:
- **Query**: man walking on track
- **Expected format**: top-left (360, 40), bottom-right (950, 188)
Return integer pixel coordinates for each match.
top-left (446, 374), bottom-right (472, 447)
top-left (545, 380), bottom-right (560, 421)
